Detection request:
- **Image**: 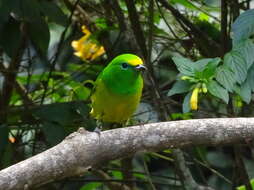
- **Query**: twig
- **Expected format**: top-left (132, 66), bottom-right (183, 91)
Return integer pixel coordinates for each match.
top-left (233, 145), bottom-right (252, 190)
top-left (142, 157), bottom-right (157, 190)
top-left (92, 169), bottom-right (131, 190)
top-left (157, 0), bottom-right (220, 57)
top-left (40, 0), bottom-right (80, 105)
top-left (109, 0), bottom-right (127, 31)
top-left (0, 22), bottom-right (27, 122)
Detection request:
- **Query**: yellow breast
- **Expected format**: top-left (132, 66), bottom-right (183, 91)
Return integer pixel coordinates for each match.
top-left (90, 79), bottom-right (142, 123)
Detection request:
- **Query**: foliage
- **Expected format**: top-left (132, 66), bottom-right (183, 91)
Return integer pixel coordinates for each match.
top-left (168, 9), bottom-right (254, 113)
top-left (1, 0), bottom-right (254, 190)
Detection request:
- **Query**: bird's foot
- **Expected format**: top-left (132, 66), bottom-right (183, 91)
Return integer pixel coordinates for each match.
top-left (94, 126), bottom-right (102, 135)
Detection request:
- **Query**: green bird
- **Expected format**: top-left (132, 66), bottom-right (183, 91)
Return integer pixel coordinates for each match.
top-left (90, 54), bottom-right (146, 124)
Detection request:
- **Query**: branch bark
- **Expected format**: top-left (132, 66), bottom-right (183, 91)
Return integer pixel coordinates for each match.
top-left (1, 118), bottom-right (254, 189)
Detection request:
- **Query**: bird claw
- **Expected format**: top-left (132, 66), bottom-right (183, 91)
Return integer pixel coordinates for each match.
top-left (94, 126), bottom-right (102, 134)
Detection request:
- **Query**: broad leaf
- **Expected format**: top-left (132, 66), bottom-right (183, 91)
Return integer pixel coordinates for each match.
top-left (196, 57), bottom-right (221, 80)
top-left (215, 65), bottom-right (236, 92)
top-left (237, 178), bottom-right (254, 190)
top-left (232, 9), bottom-right (254, 44)
top-left (1, 143), bottom-right (13, 168)
top-left (183, 92), bottom-right (192, 113)
top-left (0, 18), bottom-right (21, 58)
top-left (233, 39), bottom-right (254, 69)
top-left (42, 122), bottom-right (66, 146)
top-left (207, 80), bottom-right (229, 103)
top-left (172, 56), bottom-right (195, 76)
top-left (12, 0), bottom-right (41, 21)
top-left (224, 51), bottom-right (247, 84)
top-left (239, 81), bottom-right (251, 104)
top-left (167, 80), bottom-right (192, 96)
top-left (33, 102), bottom-right (90, 126)
top-left (80, 183), bottom-right (102, 190)
top-left (28, 17), bottom-right (50, 55)
top-left (194, 58), bottom-right (217, 71)
top-left (39, 1), bottom-right (68, 26)
top-left (246, 64), bottom-right (254, 92)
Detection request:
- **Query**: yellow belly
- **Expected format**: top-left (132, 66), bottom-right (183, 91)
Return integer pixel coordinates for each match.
top-left (90, 79), bottom-right (142, 123)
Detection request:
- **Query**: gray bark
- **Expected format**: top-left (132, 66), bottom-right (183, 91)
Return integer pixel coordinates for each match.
top-left (0, 118), bottom-right (254, 189)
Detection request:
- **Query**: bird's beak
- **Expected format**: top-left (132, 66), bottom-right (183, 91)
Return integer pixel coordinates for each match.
top-left (135, 64), bottom-right (147, 71)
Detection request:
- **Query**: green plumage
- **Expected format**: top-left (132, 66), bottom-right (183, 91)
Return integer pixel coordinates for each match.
top-left (90, 54), bottom-right (145, 123)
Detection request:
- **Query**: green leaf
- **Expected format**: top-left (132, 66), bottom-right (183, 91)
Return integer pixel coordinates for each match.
top-left (95, 18), bottom-right (109, 30)
top-left (1, 142), bottom-right (13, 168)
top-left (172, 56), bottom-right (195, 76)
top-left (167, 80), bottom-right (192, 96)
top-left (39, 1), bottom-right (68, 26)
top-left (194, 58), bottom-right (215, 71)
top-left (237, 178), bottom-right (254, 190)
top-left (42, 122), bottom-right (66, 146)
top-left (246, 64), bottom-right (254, 92)
top-left (232, 9), bottom-right (254, 44)
top-left (28, 17), bottom-right (50, 55)
top-left (33, 102), bottom-right (90, 126)
top-left (215, 65), bottom-right (236, 92)
top-left (12, 0), bottom-right (41, 21)
top-left (193, 147), bottom-right (207, 163)
top-left (182, 92), bottom-right (192, 113)
top-left (196, 57), bottom-right (221, 80)
top-left (238, 80), bottom-right (251, 104)
top-left (133, 172), bottom-right (146, 179)
top-left (69, 81), bottom-right (92, 100)
top-left (174, 57), bottom-right (220, 80)
top-left (111, 170), bottom-right (123, 179)
top-left (224, 51), bottom-right (247, 84)
top-left (233, 39), bottom-right (254, 69)
top-left (80, 182), bottom-right (102, 190)
top-left (171, 112), bottom-right (192, 120)
top-left (207, 80), bottom-right (229, 103)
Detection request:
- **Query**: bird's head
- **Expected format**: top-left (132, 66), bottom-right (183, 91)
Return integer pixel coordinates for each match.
top-left (102, 54), bottom-right (146, 94)
top-left (109, 54), bottom-right (146, 74)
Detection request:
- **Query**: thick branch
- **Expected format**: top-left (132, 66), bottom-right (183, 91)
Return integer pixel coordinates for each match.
top-left (1, 118), bottom-right (254, 189)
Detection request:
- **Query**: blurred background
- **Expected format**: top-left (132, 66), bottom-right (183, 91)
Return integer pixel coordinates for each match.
top-left (1, 0), bottom-right (254, 189)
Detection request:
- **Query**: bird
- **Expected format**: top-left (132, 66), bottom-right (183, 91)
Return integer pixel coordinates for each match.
top-left (90, 54), bottom-right (146, 125)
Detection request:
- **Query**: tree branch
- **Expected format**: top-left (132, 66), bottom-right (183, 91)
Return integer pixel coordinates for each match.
top-left (0, 22), bottom-right (27, 123)
top-left (1, 118), bottom-right (254, 189)
top-left (125, 0), bottom-right (148, 58)
top-left (221, 0), bottom-right (229, 56)
top-left (158, 0), bottom-right (221, 57)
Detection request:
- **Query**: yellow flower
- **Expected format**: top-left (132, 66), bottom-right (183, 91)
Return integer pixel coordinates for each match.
top-left (233, 95), bottom-right (243, 108)
top-left (71, 26), bottom-right (105, 61)
top-left (201, 83), bottom-right (207, 93)
top-left (190, 87), bottom-right (199, 110)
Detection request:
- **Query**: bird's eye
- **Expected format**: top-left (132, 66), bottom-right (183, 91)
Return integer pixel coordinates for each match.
top-left (121, 62), bottom-right (129, 69)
